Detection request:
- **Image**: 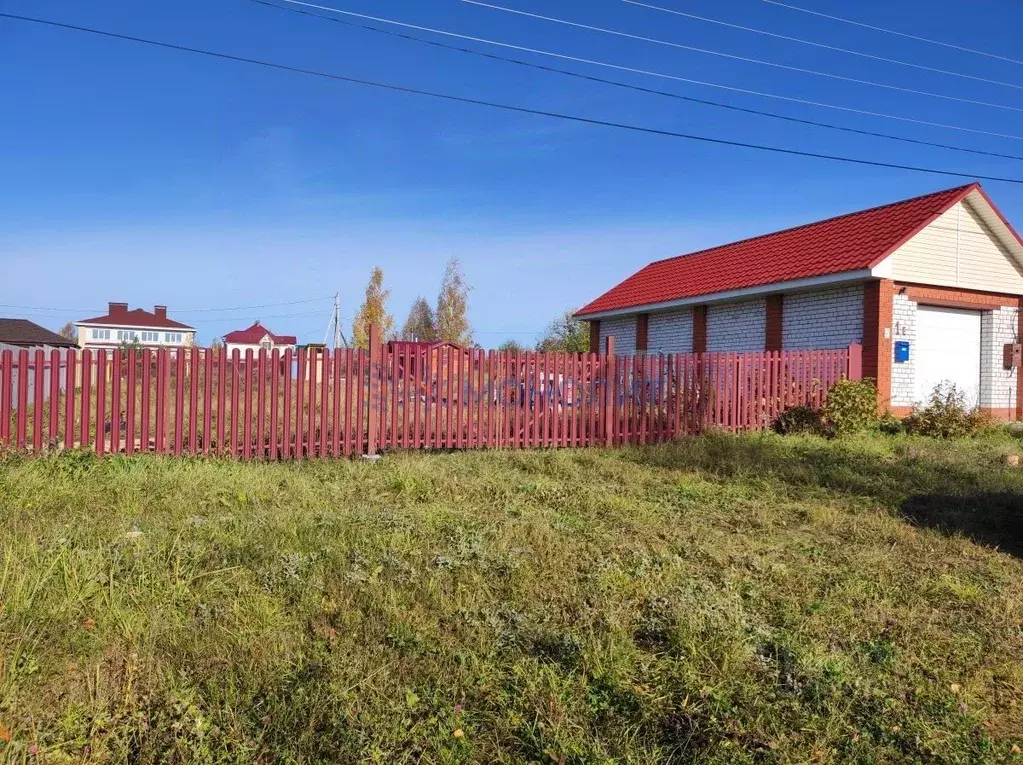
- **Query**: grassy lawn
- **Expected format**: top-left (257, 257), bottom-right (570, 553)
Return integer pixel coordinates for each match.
top-left (1, 433), bottom-right (1022, 763)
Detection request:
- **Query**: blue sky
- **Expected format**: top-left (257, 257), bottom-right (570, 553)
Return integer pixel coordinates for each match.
top-left (2, 0), bottom-right (1023, 344)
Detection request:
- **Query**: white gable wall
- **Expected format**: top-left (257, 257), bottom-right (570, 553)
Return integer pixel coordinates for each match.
top-left (888, 199), bottom-right (1023, 293)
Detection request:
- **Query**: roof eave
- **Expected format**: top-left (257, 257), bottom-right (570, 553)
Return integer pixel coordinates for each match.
top-left (575, 269), bottom-right (875, 320)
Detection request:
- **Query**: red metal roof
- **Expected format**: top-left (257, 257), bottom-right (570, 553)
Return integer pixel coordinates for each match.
top-left (576, 184), bottom-right (981, 317)
top-left (77, 303), bottom-right (193, 330)
top-left (223, 322), bottom-right (297, 345)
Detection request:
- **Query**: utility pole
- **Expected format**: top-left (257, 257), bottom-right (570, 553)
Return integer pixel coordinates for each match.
top-left (333, 292), bottom-right (342, 349)
top-left (323, 292), bottom-right (348, 348)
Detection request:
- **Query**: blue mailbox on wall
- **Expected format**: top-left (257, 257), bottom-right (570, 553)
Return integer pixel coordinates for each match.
top-left (894, 341), bottom-right (910, 363)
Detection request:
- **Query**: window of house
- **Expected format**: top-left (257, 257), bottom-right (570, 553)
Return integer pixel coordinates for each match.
top-left (117, 330), bottom-right (140, 342)
top-left (140, 331), bottom-right (160, 342)
top-left (165, 332), bottom-right (183, 344)
top-left (91, 328), bottom-right (111, 340)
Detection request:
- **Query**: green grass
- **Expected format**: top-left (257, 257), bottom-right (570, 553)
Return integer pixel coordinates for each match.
top-left (1, 433), bottom-right (1023, 763)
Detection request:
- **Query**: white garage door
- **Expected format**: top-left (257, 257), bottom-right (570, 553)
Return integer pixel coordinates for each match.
top-left (914, 306), bottom-right (981, 405)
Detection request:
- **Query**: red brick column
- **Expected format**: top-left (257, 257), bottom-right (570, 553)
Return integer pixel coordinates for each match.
top-left (765, 294), bottom-right (783, 351)
top-left (862, 279), bottom-right (894, 411)
top-left (589, 320), bottom-right (600, 354)
top-left (693, 306), bottom-right (707, 353)
top-left (636, 314), bottom-right (649, 353)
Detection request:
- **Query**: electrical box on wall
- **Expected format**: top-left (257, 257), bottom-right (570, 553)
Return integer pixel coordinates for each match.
top-left (1003, 343), bottom-right (1021, 369)
top-left (894, 341), bottom-right (910, 363)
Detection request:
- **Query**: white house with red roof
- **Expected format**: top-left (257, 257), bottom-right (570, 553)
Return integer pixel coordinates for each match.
top-left (576, 183), bottom-right (1023, 419)
top-left (75, 303), bottom-right (195, 350)
top-left (222, 321), bottom-right (297, 357)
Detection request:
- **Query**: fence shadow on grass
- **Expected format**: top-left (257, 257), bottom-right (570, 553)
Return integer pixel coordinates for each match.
top-left (900, 492), bottom-right (1023, 559)
top-left (622, 433), bottom-right (1023, 558)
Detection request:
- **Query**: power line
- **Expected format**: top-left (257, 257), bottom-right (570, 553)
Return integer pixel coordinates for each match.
top-left (175, 295), bottom-right (334, 313)
top-left (189, 309), bottom-right (336, 323)
top-left (0, 295), bottom-right (334, 315)
top-left (4, 12), bottom-right (1023, 186)
top-left (624, 0), bottom-right (1023, 91)
top-left (764, 0), bottom-right (1023, 68)
top-left (460, 0), bottom-right (1023, 115)
top-left (258, 0), bottom-right (1023, 161)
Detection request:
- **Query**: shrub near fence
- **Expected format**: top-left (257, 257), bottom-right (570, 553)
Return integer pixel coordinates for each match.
top-left (0, 327), bottom-right (862, 458)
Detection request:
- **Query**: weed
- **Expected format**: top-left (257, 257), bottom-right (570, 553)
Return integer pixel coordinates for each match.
top-left (1, 435), bottom-right (1022, 761)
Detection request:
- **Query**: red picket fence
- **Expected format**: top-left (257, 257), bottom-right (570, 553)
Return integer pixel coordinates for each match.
top-left (0, 332), bottom-right (862, 458)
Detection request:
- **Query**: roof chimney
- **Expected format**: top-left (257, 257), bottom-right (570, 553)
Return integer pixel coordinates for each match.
top-left (109, 302), bottom-right (128, 316)
top-left (154, 305), bottom-right (167, 319)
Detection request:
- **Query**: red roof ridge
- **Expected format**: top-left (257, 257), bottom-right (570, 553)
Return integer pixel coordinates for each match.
top-left (223, 321), bottom-right (297, 345)
top-left (647, 183), bottom-right (978, 268)
top-left (576, 183), bottom-right (984, 318)
top-left (77, 306), bottom-right (194, 330)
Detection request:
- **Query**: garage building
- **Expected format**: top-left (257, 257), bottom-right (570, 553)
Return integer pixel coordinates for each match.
top-left (575, 183), bottom-right (1023, 418)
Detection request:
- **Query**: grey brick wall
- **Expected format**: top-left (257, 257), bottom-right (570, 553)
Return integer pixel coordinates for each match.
top-left (889, 296), bottom-right (1018, 411)
top-left (707, 299), bottom-right (766, 352)
top-left (981, 306), bottom-right (1018, 412)
top-left (598, 315), bottom-right (636, 355)
top-left (890, 293), bottom-right (916, 408)
top-left (782, 285), bottom-right (864, 350)
top-left (648, 308), bottom-right (694, 354)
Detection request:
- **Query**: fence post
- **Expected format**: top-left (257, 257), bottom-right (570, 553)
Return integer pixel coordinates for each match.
top-left (367, 323), bottom-right (380, 455)
top-left (847, 342), bottom-right (863, 381)
top-left (603, 336), bottom-right (615, 447)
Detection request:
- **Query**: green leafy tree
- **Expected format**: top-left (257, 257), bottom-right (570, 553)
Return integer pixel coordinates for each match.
top-left (436, 258), bottom-right (473, 346)
top-left (352, 267), bottom-right (394, 348)
top-left (498, 339), bottom-right (526, 353)
top-left (401, 297), bottom-right (437, 342)
top-left (536, 310), bottom-right (589, 353)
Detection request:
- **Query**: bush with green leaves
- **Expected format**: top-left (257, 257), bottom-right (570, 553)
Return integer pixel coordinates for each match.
top-left (821, 378), bottom-right (878, 435)
top-left (772, 404), bottom-right (822, 436)
top-left (904, 382), bottom-right (986, 438)
top-left (876, 412), bottom-right (905, 435)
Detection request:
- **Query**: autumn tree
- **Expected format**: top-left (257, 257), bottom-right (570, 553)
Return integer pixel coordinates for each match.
top-left (401, 296), bottom-right (437, 342)
top-left (435, 258), bottom-right (472, 346)
top-left (498, 339), bottom-right (526, 353)
top-left (536, 310), bottom-right (589, 353)
top-left (58, 321), bottom-right (76, 341)
top-left (352, 266), bottom-right (394, 348)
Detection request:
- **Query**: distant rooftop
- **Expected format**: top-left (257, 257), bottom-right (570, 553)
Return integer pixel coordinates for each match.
top-left (77, 302), bottom-right (194, 330)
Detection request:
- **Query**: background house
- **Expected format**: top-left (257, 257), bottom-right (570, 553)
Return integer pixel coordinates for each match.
top-left (75, 303), bottom-right (195, 350)
top-left (222, 321), bottom-right (297, 357)
top-left (0, 318), bottom-right (79, 402)
top-left (577, 183), bottom-right (1023, 419)
top-left (0, 318), bottom-right (78, 355)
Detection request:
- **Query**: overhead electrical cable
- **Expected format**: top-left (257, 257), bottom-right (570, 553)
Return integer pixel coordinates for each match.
top-left (3, 11), bottom-right (1023, 184)
top-left (459, 0), bottom-right (1023, 114)
top-left (623, 0), bottom-right (1023, 91)
top-left (764, 0), bottom-right (1023, 68)
top-left (258, 0), bottom-right (1023, 161)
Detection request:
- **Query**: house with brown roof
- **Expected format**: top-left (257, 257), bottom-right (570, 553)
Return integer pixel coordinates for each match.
top-left (0, 319), bottom-right (79, 402)
top-left (75, 303), bottom-right (196, 351)
top-left (576, 183), bottom-right (1023, 418)
top-left (0, 319), bottom-right (78, 353)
